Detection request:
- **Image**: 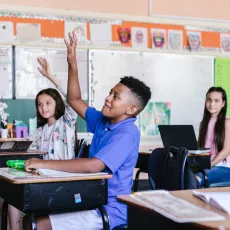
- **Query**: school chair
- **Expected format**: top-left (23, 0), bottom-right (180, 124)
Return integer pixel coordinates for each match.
top-left (148, 147), bottom-right (200, 190)
top-left (112, 224), bottom-right (127, 230)
top-left (75, 139), bottom-right (88, 158)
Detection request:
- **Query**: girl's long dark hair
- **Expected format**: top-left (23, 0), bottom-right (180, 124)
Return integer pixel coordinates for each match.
top-left (198, 87), bottom-right (227, 155)
top-left (35, 88), bottom-right (65, 127)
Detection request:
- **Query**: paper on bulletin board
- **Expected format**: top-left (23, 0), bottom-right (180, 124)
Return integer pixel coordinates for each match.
top-left (64, 21), bottom-right (87, 43)
top-left (151, 29), bottom-right (166, 49)
top-left (131, 27), bottom-right (148, 49)
top-left (0, 46), bottom-right (12, 98)
top-left (90, 24), bottom-right (112, 45)
top-left (168, 30), bottom-right (183, 50)
top-left (140, 102), bottom-right (171, 136)
top-left (215, 58), bottom-right (230, 116)
top-left (220, 33), bottom-right (230, 53)
top-left (16, 23), bottom-right (41, 43)
top-left (0, 22), bottom-right (14, 42)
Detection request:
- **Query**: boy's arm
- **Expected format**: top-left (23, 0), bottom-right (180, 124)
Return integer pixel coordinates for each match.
top-left (24, 157), bottom-right (106, 174)
top-left (65, 32), bottom-right (88, 120)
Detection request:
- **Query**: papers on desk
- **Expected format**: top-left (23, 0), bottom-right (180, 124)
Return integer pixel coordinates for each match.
top-left (0, 168), bottom-right (40, 179)
top-left (193, 190), bottom-right (230, 215)
top-left (37, 169), bottom-right (108, 178)
top-left (0, 168), bottom-right (108, 179)
top-left (131, 191), bottom-right (225, 223)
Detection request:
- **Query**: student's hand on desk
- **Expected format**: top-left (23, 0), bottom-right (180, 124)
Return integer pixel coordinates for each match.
top-left (24, 158), bottom-right (45, 172)
top-left (64, 31), bottom-right (77, 65)
top-left (37, 57), bottom-right (53, 79)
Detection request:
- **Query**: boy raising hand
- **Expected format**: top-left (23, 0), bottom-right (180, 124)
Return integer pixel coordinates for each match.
top-left (25, 32), bottom-right (151, 230)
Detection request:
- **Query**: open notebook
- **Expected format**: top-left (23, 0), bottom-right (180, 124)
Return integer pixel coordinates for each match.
top-left (37, 169), bottom-right (108, 178)
top-left (0, 168), bottom-right (108, 179)
top-left (193, 190), bottom-right (230, 215)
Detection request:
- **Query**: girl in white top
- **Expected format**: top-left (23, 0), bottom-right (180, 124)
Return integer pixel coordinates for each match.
top-left (29, 57), bottom-right (78, 160)
top-left (5, 57), bottom-right (78, 230)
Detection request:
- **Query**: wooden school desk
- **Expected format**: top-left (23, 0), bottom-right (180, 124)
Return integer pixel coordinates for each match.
top-left (0, 173), bottom-right (112, 230)
top-left (117, 187), bottom-right (230, 229)
top-left (0, 150), bottom-right (47, 167)
top-left (134, 146), bottom-right (211, 191)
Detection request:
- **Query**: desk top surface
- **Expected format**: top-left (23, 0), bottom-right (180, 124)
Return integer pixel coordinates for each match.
top-left (139, 146), bottom-right (210, 156)
top-left (118, 187), bottom-right (230, 228)
top-left (0, 173), bottom-right (112, 184)
top-left (0, 149), bottom-right (47, 156)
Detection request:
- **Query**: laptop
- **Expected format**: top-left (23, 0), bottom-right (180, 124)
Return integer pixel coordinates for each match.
top-left (158, 125), bottom-right (210, 154)
top-left (0, 138), bottom-right (32, 152)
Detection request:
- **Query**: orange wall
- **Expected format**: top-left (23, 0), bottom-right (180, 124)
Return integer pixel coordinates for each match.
top-left (1, 0), bottom-right (230, 21)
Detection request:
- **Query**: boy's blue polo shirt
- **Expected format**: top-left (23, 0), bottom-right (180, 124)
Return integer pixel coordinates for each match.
top-left (86, 107), bottom-right (140, 229)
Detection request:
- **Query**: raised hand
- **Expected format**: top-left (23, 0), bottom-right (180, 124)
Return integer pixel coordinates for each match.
top-left (37, 57), bottom-right (52, 79)
top-left (64, 32), bottom-right (77, 64)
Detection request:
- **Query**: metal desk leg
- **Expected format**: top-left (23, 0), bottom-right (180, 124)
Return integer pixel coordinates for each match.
top-left (1, 201), bottom-right (8, 230)
top-left (30, 214), bottom-right (37, 230)
top-left (133, 169), bottom-right (142, 192)
top-left (98, 206), bottom-right (110, 230)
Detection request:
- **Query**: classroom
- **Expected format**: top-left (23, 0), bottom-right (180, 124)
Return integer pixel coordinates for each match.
top-left (0, 0), bottom-right (230, 229)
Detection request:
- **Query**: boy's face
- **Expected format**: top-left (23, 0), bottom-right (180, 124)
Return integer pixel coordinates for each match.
top-left (101, 83), bottom-right (138, 124)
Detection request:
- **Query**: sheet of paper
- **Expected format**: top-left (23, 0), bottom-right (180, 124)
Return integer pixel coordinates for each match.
top-left (0, 46), bottom-right (12, 98)
top-left (131, 191), bottom-right (225, 223)
top-left (168, 30), bottom-right (183, 50)
top-left (0, 22), bottom-right (14, 42)
top-left (65, 21), bottom-right (87, 42)
top-left (131, 27), bottom-right (148, 49)
top-left (90, 24), bottom-right (112, 45)
top-left (17, 23), bottom-right (41, 43)
top-left (38, 169), bottom-right (108, 178)
top-left (0, 168), bottom-right (39, 179)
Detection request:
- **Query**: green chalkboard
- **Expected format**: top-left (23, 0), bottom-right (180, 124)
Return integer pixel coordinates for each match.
top-left (0, 99), bottom-right (87, 132)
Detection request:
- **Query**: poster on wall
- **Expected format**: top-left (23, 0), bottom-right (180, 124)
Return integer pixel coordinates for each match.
top-left (140, 102), bottom-right (171, 136)
top-left (131, 27), bottom-right (148, 49)
top-left (65, 21), bottom-right (87, 43)
top-left (187, 31), bottom-right (202, 51)
top-left (168, 30), bottom-right (183, 50)
top-left (151, 29), bottom-right (166, 49)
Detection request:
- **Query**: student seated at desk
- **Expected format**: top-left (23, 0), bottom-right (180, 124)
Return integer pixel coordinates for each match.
top-left (24, 32), bottom-right (151, 230)
top-left (2, 57), bottom-right (78, 230)
top-left (28, 57), bottom-right (78, 160)
top-left (197, 87), bottom-right (230, 186)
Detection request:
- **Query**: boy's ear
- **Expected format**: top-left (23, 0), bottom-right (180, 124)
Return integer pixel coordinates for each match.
top-left (126, 105), bottom-right (138, 115)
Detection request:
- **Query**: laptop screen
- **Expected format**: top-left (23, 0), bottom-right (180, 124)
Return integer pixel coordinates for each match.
top-left (158, 125), bottom-right (198, 149)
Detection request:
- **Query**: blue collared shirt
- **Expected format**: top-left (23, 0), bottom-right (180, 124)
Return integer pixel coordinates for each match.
top-left (86, 107), bottom-right (140, 229)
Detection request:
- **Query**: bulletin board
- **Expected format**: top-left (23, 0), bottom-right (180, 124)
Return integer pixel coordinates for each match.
top-left (0, 11), bottom-right (228, 52)
top-left (15, 47), bottom-right (88, 99)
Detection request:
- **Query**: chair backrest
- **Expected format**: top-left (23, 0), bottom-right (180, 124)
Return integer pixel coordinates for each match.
top-left (161, 146), bottom-right (188, 190)
top-left (148, 146), bottom-right (198, 191)
top-left (75, 139), bottom-right (88, 158)
top-left (148, 148), bottom-right (168, 190)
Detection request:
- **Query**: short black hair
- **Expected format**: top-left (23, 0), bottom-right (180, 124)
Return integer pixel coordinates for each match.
top-left (119, 76), bottom-right (151, 112)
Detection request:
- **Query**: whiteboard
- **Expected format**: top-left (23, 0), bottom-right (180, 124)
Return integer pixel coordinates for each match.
top-left (0, 46), bottom-right (12, 98)
top-left (16, 47), bottom-right (88, 99)
top-left (89, 50), bottom-right (214, 133)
